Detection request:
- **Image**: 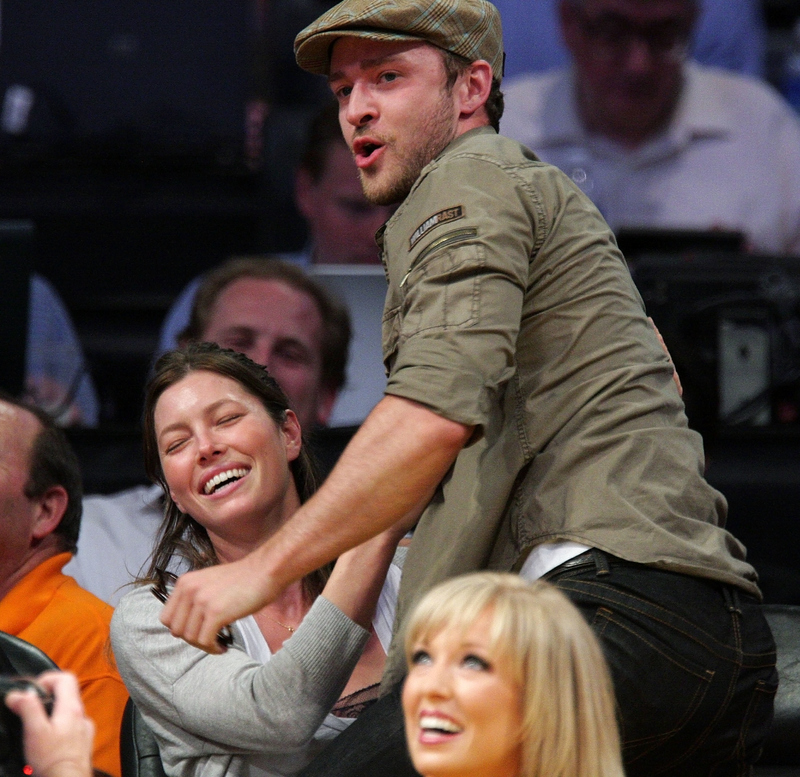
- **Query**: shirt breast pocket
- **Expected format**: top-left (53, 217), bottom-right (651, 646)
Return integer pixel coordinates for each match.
top-left (401, 230), bottom-right (484, 335)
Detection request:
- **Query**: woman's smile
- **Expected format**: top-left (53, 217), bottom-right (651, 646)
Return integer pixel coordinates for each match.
top-left (200, 465), bottom-right (252, 496)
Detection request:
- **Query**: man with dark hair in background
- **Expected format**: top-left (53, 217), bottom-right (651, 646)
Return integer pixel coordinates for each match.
top-left (157, 101), bottom-right (394, 356)
top-left (0, 393), bottom-right (128, 777)
top-left (292, 101), bottom-right (397, 266)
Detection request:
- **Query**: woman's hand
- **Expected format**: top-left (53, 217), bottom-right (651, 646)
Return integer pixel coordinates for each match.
top-left (5, 672), bottom-right (94, 777)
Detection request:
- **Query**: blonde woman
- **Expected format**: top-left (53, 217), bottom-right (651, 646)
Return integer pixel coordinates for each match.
top-left (402, 573), bottom-right (625, 777)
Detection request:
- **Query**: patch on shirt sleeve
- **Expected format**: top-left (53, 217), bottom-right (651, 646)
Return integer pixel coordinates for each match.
top-left (409, 205), bottom-right (465, 249)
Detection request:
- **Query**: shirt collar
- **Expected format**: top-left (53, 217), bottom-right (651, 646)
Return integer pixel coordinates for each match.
top-left (669, 61), bottom-right (733, 143)
top-left (0, 552), bottom-right (74, 634)
top-left (536, 62), bottom-right (732, 154)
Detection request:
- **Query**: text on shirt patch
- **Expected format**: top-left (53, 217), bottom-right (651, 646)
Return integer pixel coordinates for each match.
top-left (409, 205), bottom-right (465, 249)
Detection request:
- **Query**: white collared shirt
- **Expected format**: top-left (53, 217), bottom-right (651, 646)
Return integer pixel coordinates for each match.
top-left (502, 63), bottom-right (800, 256)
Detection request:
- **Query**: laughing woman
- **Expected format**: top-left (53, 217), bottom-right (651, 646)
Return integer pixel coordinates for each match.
top-left (110, 343), bottom-right (405, 777)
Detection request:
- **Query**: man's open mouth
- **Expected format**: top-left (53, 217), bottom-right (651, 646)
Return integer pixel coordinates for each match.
top-left (354, 136), bottom-right (384, 164)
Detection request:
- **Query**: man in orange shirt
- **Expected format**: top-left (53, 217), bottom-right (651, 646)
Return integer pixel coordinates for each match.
top-left (0, 393), bottom-right (128, 777)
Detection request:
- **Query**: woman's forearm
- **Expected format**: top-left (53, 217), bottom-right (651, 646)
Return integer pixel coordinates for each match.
top-left (324, 529), bottom-right (404, 629)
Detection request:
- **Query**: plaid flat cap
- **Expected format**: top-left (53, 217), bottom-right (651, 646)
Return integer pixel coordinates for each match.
top-left (294, 0), bottom-right (504, 82)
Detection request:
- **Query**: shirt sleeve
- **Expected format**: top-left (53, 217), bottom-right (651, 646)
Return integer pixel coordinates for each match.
top-left (384, 153), bottom-right (538, 428)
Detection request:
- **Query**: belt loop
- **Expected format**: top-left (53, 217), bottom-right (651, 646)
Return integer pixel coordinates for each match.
top-left (723, 585), bottom-right (742, 615)
top-left (591, 548), bottom-right (611, 577)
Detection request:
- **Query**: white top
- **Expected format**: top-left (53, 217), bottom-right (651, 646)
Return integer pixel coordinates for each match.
top-left (64, 484), bottom-right (165, 606)
top-left (238, 561), bottom-right (401, 777)
top-left (501, 63), bottom-right (800, 256)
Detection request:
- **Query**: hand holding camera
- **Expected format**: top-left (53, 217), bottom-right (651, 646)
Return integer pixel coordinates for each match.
top-left (3, 672), bottom-right (93, 777)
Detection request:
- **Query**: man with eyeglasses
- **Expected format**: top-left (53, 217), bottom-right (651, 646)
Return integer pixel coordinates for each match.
top-left (502, 0), bottom-right (800, 257)
top-left (494, 0), bottom-right (766, 80)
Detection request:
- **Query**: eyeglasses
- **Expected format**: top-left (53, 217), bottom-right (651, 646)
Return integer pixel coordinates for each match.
top-left (574, 8), bottom-right (691, 62)
top-left (151, 568), bottom-right (235, 649)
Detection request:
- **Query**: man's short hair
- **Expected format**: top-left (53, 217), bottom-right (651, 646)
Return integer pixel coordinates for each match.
top-left (0, 392), bottom-right (83, 554)
top-left (180, 257), bottom-right (352, 394)
top-left (441, 50), bottom-right (504, 130)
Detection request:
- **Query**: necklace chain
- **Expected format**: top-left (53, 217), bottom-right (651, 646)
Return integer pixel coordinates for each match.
top-left (264, 613), bottom-right (296, 633)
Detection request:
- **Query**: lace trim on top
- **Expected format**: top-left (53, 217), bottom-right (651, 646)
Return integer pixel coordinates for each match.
top-left (331, 682), bottom-right (380, 718)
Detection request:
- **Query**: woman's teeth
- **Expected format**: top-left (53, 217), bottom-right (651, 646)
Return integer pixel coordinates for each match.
top-left (204, 468), bottom-right (248, 494)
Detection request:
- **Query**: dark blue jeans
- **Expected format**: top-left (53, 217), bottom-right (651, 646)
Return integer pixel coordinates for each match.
top-left (547, 551), bottom-right (778, 776)
top-left (298, 556), bottom-right (777, 777)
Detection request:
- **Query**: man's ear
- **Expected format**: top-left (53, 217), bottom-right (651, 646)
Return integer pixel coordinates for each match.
top-left (30, 485), bottom-right (69, 541)
top-left (456, 60), bottom-right (493, 120)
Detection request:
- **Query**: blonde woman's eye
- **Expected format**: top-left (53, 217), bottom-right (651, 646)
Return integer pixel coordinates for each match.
top-left (411, 649), bottom-right (432, 666)
top-left (462, 654), bottom-right (490, 671)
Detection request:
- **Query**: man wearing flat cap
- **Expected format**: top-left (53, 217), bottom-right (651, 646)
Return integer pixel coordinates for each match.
top-left (161, 1), bottom-right (776, 774)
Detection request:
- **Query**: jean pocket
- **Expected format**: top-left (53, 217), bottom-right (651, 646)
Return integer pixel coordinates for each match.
top-left (736, 675), bottom-right (779, 769)
top-left (591, 605), bottom-right (715, 767)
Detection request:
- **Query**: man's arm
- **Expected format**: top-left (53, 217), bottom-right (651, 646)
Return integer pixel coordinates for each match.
top-left (161, 394), bottom-right (473, 652)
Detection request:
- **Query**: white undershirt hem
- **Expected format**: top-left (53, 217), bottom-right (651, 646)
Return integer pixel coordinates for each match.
top-left (519, 541), bottom-right (592, 581)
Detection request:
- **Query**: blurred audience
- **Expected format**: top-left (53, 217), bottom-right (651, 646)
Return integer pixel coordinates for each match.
top-left (25, 274), bottom-right (99, 427)
top-left (501, 0), bottom-right (800, 256)
top-left (158, 101), bottom-right (394, 356)
top-left (495, 0), bottom-right (766, 80)
top-left (65, 258), bottom-right (352, 606)
top-left (0, 394), bottom-right (128, 776)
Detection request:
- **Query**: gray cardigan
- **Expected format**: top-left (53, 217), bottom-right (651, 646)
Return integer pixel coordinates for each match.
top-left (111, 586), bottom-right (370, 777)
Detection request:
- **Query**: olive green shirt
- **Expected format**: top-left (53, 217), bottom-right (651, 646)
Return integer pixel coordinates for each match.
top-left (380, 127), bottom-right (759, 687)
